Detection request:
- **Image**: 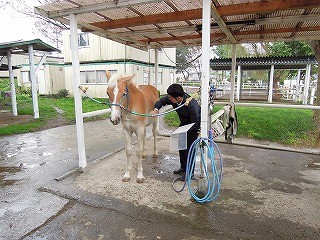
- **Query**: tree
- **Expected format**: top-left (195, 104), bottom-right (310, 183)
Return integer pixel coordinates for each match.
top-left (5, 0), bottom-right (67, 49)
top-left (176, 46), bottom-right (203, 81)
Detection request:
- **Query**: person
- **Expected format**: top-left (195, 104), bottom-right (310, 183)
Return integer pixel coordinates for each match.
top-left (150, 84), bottom-right (200, 176)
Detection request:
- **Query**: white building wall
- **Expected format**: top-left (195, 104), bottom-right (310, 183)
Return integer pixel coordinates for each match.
top-left (62, 31), bottom-right (176, 97)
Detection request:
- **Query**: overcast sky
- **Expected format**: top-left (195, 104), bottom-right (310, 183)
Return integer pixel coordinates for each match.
top-left (0, 1), bottom-right (44, 43)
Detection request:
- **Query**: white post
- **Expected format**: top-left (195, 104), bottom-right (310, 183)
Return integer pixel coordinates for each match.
top-left (230, 44), bottom-right (237, 102)
top-left (310, 87), bottom-right (316, 105)
top-left (200, 0), bottom-right (211, 139)
top-left (154, 48), bottom-right (159, 89)
top-left (303, 63), bottom-right (311, 105)
top-left (28, 45), bottom-right (39, 119)
top-left (294, 69), bottom-right (301, 102)
top-left (236, 64), bottom-right (241, 101)
top-left (268, 64), bottom-right (274, 103)
top-left (7, 50), bottom-right (18, 116)
top-left (70, 13), bottom-right (87, 169)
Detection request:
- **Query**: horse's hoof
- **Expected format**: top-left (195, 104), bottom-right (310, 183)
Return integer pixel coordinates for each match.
top-left (152, 154), bottom-right (158, 158)
top-left (122, 177), bottom-right (130, 182)
top-left (136, 178), bottom-right (145, 184)
top-left (142, 155), bottom-right (147, 159)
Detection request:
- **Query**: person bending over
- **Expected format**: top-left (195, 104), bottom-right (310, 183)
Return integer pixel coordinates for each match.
top-left (150, 84), bottom-right (200, 175)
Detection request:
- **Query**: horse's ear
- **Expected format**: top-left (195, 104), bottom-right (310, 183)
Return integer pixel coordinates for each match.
top-left (124, 74), bottom-right (135, 83)
top-left (106, 70), bottom-right (111, 80)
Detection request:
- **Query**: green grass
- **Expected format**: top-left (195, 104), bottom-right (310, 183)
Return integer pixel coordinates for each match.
top-left (164, 106), bottom-right (318, 148)
top-left (1, 78), bottom-right (109, 135)
top-left (1, 78), bottom-right (318, 147)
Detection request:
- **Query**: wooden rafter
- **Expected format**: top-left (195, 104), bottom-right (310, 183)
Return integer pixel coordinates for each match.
top-left (90, 0), bottom-right (320, 30)
top-left (141, 26), bottom-right (320, 43)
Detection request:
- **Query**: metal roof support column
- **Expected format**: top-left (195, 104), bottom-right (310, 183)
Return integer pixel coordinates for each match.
top-left (7, 50), bottom-right (18, 116)
top-left (28, 45), bottom-right (39, 118)
top-left (230, 44), bottom-right (237, 102)
top-left (70, 13), bottom-right (87, 169)
top-left (294, 69), bottom-right (301, 102)
top-left (268, 64), bottom-right (275, 103)
top-left (200, 0), bottom-right (211, 139)
top-left (154, 48), bottom-right (159, 89)
top-left (236, 64), bottom-right (241, 101)
top-left (303, 63), bottom-right (311, 105)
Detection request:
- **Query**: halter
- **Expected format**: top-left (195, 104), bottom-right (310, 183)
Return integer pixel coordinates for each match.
top-left (108, 86), bottom-right (129, 111)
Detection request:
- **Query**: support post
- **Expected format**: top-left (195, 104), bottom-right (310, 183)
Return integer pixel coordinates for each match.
top-left (7, 50), bottom-right (18, 116)
top-left (197, 0), bottom-right (211, 197)
top-left (70, 13), bottom-right (87, 169)
top-left (230, 44), bottom-right (237, 102)
top-left (294, 69), bottom-right (301, 102)
top-left (303, 63), bottom-right (311, 105)
top-left (236, 64), bottom-right (241, 101)
top-left (268, 64), bottom-right (274, 103)
top-left (154, 48), bottom-right (159, 89)
top-left (28, 45), bottom-right (39, 119)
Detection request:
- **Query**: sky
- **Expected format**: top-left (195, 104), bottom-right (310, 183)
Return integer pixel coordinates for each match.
top-left (0, 1), bottom-right (46, 43)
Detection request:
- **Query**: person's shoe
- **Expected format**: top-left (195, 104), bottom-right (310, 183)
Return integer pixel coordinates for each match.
top-left (177, 174), bottom-right (195, 181)
top-left (173, 168), bottom-right (186, 174)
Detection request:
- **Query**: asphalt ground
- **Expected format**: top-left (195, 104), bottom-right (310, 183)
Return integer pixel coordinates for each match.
top-left (0, 119), bottom-right (319, 240)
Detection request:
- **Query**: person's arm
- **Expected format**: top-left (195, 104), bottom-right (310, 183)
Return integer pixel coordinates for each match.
top-left (150, 96), bottom-right (170, 115)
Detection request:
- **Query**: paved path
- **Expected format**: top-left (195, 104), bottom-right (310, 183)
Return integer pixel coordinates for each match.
top-left (0, 119), bottom-right (319, 239)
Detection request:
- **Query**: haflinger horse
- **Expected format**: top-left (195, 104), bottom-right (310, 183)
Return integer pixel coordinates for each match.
top-left (106, 72), bottom-right (159, 183)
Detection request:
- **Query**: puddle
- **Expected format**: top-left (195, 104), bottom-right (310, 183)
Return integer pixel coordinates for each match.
top-left (306, 161), bottom-right (320, 169)
top-left (20, 162), bottom-right (47, 169)
top-left (0, 166), bottom-right (21, 187)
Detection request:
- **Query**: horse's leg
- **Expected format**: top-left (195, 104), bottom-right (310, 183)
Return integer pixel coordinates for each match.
top-left (142, 129), bottom-right (147, 159)
top-left (122, 128), bottom-right (133, 182)
top-left (152, 118), bottom-right (158, 158)
top-left (136, 127), bottom-right (145, 183)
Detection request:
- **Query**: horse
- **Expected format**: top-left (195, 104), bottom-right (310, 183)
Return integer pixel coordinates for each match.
top-left (106, 72), bottom-right (159, 183)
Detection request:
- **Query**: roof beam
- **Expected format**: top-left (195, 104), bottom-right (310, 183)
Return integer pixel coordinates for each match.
top-left (256, 14), bottom-right (320, 25)
top-left (141, 25), bottom-right (320, 43)
top-left (91, 9), bottom-right (202, 29)
top-left (217, 0), bottom-right (320, 16)
top-left (234, 26), bottom-right (320, 36)
top-left (90, 0), bottom-right (320, 30)
top-left (34, 0), bottom-right (163, 18)
top-left (210, 4), bottom-right (236, 44)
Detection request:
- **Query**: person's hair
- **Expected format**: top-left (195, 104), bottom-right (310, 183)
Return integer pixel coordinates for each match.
top-left (167, 84), bottom-right (185, 98)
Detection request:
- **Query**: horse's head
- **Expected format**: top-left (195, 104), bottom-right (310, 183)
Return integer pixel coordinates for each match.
top-left (106, 72), bottom-right (135, 125)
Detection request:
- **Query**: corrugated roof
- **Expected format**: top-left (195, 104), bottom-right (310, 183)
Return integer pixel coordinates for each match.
top-left (210, 56), bottom-right (317, 70)
top-left (34, 0), bottom-right (320, 50)
top-left (0, 39), bottom-right (60, 56)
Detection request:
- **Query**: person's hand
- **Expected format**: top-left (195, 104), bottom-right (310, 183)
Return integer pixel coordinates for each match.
top-left (149, 109), bottom-right (159, 116)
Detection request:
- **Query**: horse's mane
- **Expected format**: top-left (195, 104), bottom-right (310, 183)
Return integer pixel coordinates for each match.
top-left (108, 73), bottom-right (137, 88)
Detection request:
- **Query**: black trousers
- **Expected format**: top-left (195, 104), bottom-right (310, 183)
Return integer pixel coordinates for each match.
top-left (178, 130), bottom-right (199, 171)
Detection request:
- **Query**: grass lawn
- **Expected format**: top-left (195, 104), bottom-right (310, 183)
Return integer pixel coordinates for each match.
top-left (0, 94), bottom-right (109, 135)
top-left (164, 106), bottom-right (318, 148)
top-left (1, 78), bottom-right (318, 148)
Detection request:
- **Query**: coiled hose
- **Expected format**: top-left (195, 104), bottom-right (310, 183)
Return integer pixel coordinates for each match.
top-left (172, 134), bottom-right (223, 203)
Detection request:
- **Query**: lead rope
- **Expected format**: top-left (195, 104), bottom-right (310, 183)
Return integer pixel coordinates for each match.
top-left (79, 85), bottom-right (193, 117)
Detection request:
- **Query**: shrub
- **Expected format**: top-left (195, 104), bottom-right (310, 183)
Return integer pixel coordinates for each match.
top-left (56, 89), bottom-right (69, 98)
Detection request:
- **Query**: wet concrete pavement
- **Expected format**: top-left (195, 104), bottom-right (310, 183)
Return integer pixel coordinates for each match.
top-left (0, 120), bottom-right (320, 239)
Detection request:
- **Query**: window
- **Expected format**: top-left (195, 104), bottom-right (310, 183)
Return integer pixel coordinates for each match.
top-left (80, 70), bottom-right (107, 84)
top-left (143, 71), bottom-right (150, 84)
top-left (78, 33), bottom-right (89, 47)
top-left (22, 71), bottom-right (30, 83)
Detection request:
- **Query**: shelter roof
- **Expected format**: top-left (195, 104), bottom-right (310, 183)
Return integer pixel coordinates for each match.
top-left (210, 56), bottom-right (317, 70)
top-left (0, 39), bottom-right (60, 56)
top-left (0, 64), bottom-right (20, 71)
top-left (35, 0), bottom-right (320, 50)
